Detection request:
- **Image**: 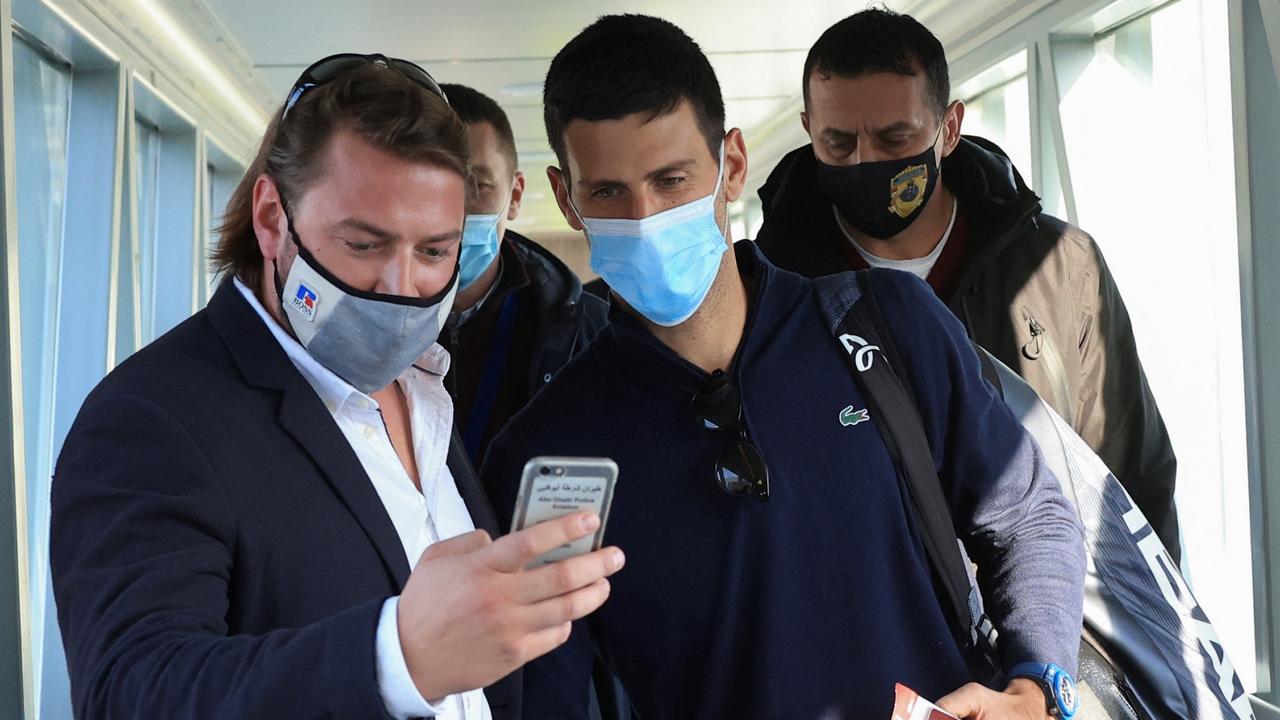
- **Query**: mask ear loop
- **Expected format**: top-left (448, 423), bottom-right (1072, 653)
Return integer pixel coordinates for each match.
top-left (711, 140), bottom-right (726, 198)
top-left (930, 105), bottom-right (953, 159)
top-left (271, 199), bottom-right (304, 308)
top-left (562, 169), bottom-right (588, 231)
top-left (710, 140), bottom-right (728, 236)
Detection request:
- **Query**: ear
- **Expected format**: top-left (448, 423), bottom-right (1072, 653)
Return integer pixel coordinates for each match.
top-left (547, 165), bottom-right (584, 232)
top-left (252, 174), bottom-right (290, 262)
top-left (941, 101), bottom-right (965, 158)
top-left (507, 170), bottom-right (525, 221)
top-left (722, 128), bottom-right (749, 204)
top-left (800, 110), bottom-right (811, 136)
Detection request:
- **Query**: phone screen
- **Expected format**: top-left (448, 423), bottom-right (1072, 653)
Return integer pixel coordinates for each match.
top-left (511, 456), bottom-right (618, 567)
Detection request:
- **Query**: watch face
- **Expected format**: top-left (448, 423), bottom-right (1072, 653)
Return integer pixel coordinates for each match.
top-left (1056, 672), bottom-right (1078, 715)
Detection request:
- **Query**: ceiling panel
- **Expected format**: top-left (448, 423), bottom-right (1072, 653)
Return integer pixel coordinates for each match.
top-left (195, 0), bottom-right (1021, 233)
top-left (710, 50), bottom-right (808, 100)
top-left (203, 0), bottom-right (898, 67)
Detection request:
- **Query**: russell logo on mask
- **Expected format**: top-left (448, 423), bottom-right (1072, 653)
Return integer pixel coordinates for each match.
top-left (569, 142), bottom-right (729, 327)
top-left (291, 282), bottom-right (320, 321)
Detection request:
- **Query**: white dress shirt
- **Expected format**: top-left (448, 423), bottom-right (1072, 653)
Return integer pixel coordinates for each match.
top-left (236, 279), bottom-right (492, 720)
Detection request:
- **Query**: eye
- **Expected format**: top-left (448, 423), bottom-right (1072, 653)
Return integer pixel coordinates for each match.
top-left (591, 187), bottom-right (619, 200)
top-left (417, 244), bottom-right (449, 260)
top-left (343, 240), bottom-right (375, 252)
top-left (658, 175), bottom-right (687, 189)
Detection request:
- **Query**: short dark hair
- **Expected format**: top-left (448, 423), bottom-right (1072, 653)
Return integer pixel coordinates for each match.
top-left (543, 14), bottom-right (725, 170)
top-left (214, 62), bottom-right (470, 290)
top-left (440, 83), bottom-right (518, 170)
top-left (803, 9), bottom-right (950, 118)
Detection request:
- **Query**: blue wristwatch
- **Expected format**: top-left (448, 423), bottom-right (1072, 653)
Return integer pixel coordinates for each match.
top-left (1008, 661), bottom-right (1078, 719)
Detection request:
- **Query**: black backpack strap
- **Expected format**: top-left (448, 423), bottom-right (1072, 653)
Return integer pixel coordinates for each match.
top-left (832, 271), bottom-right (996, 664)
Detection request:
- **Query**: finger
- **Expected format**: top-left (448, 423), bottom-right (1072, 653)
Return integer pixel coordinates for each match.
top-left (484, 513), bottom-right (600, 573)
top-left (417, 529), bottom-right (492, 566)
top-left (514, 547), bottom-right (625, 604)
top-left (522, 578), bottom-right (612, 631)
top-left (936, 682), bottom-right (989, 719)
top-left (516, 620), bottom-right (576, 665)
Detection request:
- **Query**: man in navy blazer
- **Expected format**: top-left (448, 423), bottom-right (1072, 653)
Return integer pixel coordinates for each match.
top-left (49, 54), bottom-right (623, 720)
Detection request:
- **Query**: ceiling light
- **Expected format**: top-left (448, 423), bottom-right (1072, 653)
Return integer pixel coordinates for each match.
top-left (133, 0), bottom-right (266, 132)
top-left (500, 81), bottom-right (544, 98)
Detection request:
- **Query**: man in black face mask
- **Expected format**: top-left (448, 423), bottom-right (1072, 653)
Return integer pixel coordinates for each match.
top-left (755, 8), bottom-right (1181, 563)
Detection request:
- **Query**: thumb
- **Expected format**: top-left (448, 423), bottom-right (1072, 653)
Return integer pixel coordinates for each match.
top-left (416, 529), bottom-right (491, 567)
top-left (936, 682), bottom-right (986, 719)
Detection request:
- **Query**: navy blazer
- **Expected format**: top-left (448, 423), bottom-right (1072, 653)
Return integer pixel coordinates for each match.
top-left (50, 279), bottom-right (520, 719)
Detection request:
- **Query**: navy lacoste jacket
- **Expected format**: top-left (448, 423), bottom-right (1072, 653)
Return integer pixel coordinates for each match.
top-left (482, 241), bottom-right (1085, 720)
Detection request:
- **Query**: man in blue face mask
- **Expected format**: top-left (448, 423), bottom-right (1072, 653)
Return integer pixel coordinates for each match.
top-left (754, 9), bottom-right (1180, 565)
top-left (49, 55), bottom-right (624, 720)
top-left (481, 15), bottom-right (1086, 720)
top-left (436, 84), bottom-right (608, 469)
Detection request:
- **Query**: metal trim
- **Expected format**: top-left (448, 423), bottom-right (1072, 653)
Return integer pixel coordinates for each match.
top-left (1, 2), bottom-right (36, 717)
top-left (190, 129), bottom-right (204, 314)
top-left (104, 65), bottom-right (126, 371)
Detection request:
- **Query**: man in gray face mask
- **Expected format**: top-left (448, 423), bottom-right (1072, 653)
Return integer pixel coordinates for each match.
top-left (50, 54), bottom-right (623, 720)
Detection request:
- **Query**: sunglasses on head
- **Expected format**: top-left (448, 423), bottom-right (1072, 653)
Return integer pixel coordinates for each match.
top-left (691, 370), bottom-right (770, 501)
top-left (281, 53), bottom-right (447, 121)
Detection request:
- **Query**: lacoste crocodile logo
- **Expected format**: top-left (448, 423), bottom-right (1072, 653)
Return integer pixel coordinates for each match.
top-left (839, 405), bottom-right (870, 427)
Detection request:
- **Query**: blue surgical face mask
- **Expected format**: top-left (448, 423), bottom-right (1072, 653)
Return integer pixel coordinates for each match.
top-left (570, 142), bottom-right (727, 327)
top-left (459, 203), bottom-right (507, 290)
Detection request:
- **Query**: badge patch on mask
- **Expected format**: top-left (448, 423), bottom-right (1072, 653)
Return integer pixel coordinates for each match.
top-left (290, 282), bottom-right (319, 321)
top-left (888, 164), bottom-right (929, 219)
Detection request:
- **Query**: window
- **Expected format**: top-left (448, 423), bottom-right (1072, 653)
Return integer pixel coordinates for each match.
top-left (729, 196), bottom-right (764, 241)
top-left (134, 118), bottom-right (161, 342)
top-left (3, 1), bottom-right (264, 716)
top-left (1053, 0), bottom-right (1252, 687)
top-left (204, 140), bottom-right (245, 302)
top-left (131, 80), bottom-right (199, 341)
top-left (957, 51), bottom-right (1033, 191)
top-left (12, 34), bottom-right (72, 717)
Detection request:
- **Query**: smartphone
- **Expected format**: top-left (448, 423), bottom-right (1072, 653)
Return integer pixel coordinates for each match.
top-left (510, 456), bottom-right (618, 568)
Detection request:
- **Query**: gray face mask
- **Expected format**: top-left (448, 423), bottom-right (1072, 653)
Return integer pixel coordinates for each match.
top-left (276, 219), bottom-right (457, 394)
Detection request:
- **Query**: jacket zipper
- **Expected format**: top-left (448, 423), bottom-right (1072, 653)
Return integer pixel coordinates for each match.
top-left (1021, 307), bottom-right (1075, 421)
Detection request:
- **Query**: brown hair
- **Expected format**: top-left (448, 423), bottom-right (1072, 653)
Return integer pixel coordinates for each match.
top-left (213, 62), bottom-right (471, 289)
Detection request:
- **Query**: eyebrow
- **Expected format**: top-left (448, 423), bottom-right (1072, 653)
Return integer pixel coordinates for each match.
top-left (821, 121), bottom-right (920, 143)
top-left (577, 158), bottom-right (701, 190)
top-left (874, 121), bottom-right (919, 136)
top-left (333, 218), bottom-right (461, 244)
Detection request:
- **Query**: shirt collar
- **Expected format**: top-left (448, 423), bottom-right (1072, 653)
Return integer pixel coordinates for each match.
top-left (233, 278), bottom-right (451, 413)
top-left (453, 255), bottom-right (504, 328)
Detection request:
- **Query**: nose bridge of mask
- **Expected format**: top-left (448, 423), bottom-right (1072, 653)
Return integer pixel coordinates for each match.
top-left (281, 246), bottom-right (431, 343)
top-left (462, 209), bottom-right (503, 244)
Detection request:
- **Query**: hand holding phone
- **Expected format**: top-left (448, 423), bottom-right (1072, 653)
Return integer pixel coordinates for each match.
top-left (511, 456), bottom-right (618, 567)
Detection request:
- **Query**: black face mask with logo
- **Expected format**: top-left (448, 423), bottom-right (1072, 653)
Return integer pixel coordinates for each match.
top-left (814, 123), bottom-right (943, 240)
